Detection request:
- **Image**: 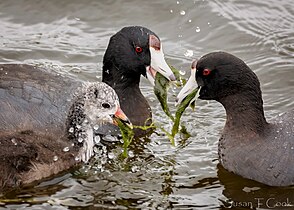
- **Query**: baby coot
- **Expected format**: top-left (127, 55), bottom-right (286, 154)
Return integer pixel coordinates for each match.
top-left (177, 52), bottom-right (294, 186)
top-left (0, 64), bottom-right (130, 192)
top-left (102, 26), bottom-right (176, 135)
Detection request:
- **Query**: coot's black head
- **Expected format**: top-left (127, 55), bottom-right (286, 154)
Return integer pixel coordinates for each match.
top-left (196, 52), bottom-right (261, 101)
top-left (102, 26), bottom-right (175, 88)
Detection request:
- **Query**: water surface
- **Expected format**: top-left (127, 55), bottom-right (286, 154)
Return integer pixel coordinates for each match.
top-left (0, 0), bottom-right (294, 209)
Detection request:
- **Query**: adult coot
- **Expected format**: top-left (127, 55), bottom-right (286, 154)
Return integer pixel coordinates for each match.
top-left (102, 26), bottom-right (176, 136)
top-left (177, 52), bottom-right (294, 186)
top-left (0, 64), bottom-right (130, 192)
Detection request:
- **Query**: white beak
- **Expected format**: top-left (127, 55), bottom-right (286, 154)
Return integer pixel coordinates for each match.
top-left (176, 63), bottom-right (198, 106)
top-left (146, 35), bottom-right (176, 85)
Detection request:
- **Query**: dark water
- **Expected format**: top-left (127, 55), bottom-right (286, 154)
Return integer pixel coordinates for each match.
top-left (0, 0), bottom-right (294, 209)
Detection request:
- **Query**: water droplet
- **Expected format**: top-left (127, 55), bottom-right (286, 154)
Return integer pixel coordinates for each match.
top-left (76, 125), bottom-right (81, 129)
top-left (184, 49), bottom-right (194, 57)
top-left (179, 70), bottom-right (186, 76)
top-left (68, 127), bottom-right (74, 133)
top-left (53, 156), bottom-right (58, 161)
top-left (78, 137), bottom-right (84, 143)
top-left (120, 138), bottom-right (124, 144)
top-left (103, 135), bottom-right (117, 142)
top-left (0, 67), bottom-right (3, 71)
top-left (11, 138), bottom-right (17, 145)
top-left (178, 34), bottom-right (183, 38)
top-left (102, 146), bottom-right (107, 152)
top-left (108, 152), bottom-right (115, 159)
top-left (94, 136), bottom-right (101, 144)
top-left (101, 157), bottom-right (107, 164)
top-left (131, 165), bottom-right (139, 173)
top-left (128, 150), bottom-right (134, 158)
top-left (170, 9), bottom-right (173, 13)
top-left (195, 27), bottom-right (201, 32)
top-left (63, 147), bottom-right (70, 152)
top-left (93, 125), bottom-right (99, 130)
top-left (176, 1), bottom-right (180, 4)
top-left (188, 19), bottom-right (192, 23)
top-left (207, 22), bottom-right (211, 26)
top-left (93, 146), bottom-right (101, 154)
top-left (75, 156), bottom-right (80, 161)
top-left (180, 10), bottom-right (186, 15)
top-left (291, 147), bottom-right (294, 150)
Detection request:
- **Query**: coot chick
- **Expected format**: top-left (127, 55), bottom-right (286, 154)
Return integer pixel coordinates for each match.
top-left (0, 64), bottom-right (130, 192)
top-left (102, 26), bottom-right (176, 136)
top-left (177, 52), bottom-right (294, 186)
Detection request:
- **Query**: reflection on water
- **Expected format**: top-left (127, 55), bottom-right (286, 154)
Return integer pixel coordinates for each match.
top-left (0, 0), bottom-right (294, 209)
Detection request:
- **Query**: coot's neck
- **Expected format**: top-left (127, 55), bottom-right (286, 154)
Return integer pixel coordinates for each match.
top-left (218, 91), bottom-right (268, 134)
top-left (102, 65), bottom-right (151, 127)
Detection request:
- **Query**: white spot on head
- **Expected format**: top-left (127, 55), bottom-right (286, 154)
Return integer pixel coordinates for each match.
top-left (11, 138), bottom-right (17, 145)
top-left (63, 147), bottom-right (70, 152)
top-left (53, 156), bottom-right (58, 161)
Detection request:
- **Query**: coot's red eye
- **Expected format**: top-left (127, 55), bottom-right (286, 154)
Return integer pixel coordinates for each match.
top-left (203, 69), bottom-right (211, 76)
top-left (135, 46), bottom-right (143, 53)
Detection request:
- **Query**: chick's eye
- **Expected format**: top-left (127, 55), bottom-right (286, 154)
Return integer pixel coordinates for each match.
top-left (102, 102), bottom-right (111, 109)
top-left (203, 69), bottom-right (211, 76)
top-left (135, 46), bottom-right (143, 53)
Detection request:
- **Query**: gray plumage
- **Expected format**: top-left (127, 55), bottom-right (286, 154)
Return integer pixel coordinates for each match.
top-left (0, 64), bottom-right (120, 192)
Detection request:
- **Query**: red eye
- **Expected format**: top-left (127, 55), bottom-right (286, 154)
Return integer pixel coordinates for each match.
top-left (135, 46), bottom-right (143, 53)
top-left (203, 69), bottom-right (211, 76)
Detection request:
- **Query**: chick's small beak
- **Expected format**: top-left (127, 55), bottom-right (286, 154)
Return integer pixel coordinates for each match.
top-left (112, 106), bottom-right (133, 128)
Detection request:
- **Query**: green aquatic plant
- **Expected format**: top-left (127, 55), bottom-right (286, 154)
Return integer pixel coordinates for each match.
top-left (153, 65), bottom-right (199, 145)
top-left (116, 64), bottom-right (198, 155)
top-left (115, 118), bottom-right (134, 158)
top-left (115, 118), bottom-right (155, 158)
top-left (154, 65), bottom-right (182, 122)
top-left (171, 87), bottom-right (199, 137)
top-left (154, 72), bottom-right (174, 121)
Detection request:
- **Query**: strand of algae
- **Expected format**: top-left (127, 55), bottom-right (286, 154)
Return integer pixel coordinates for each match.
top-left (116, 65), bottom-right (198, 156)
top-left (153, 65), bottom-right (199, 145)
top-left (115, 118), bottom-right (155, 158)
